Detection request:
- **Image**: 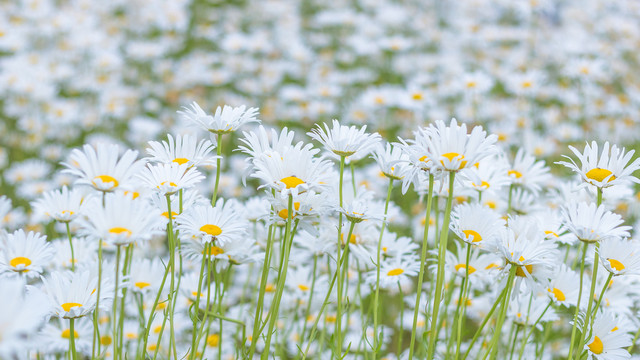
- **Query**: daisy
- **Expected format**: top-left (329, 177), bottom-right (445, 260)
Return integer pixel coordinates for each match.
top-left (175, 200), bottom-right (248, 245)
top-left (0, 230), bottom-right (54, 278)
top-left (137, 162), bottom-right (205, 195)
top-left (51, 238), bottom-right (96, 270)
top-left (561, 202), bottom-right (630, 243)
top-left (556, 141), bottom-right (640, 189)
top-left (128, 258), bottom-right (166, 295)
top-left (336, 190), bottom-right (384, 223)
top-left (307, 119), bottom-right (381, 159)
top-left (367, 254), bottom-right (420, 290)
top-left (546, 264), bottom-right (582, 308)
top-left (38, 318), bottom-right (93, 355)
top-left (424, 118), bottom-right (498, 173)
top-left (450, 203), bottom-right (504, 246)
top-left (178, 101), bottom-right (260, 135)
top-left (31, 186), bottom-right (87, 223)
top-left (371, 142), bottom-right (407, 181)
top-left (78, 192), bottom-right (164, 246)
top-left (507, 149), bottom-right (551, 194)
top-left (583, 310), bottom-right (631, 360)
top-left (62, 143), bottom-right (146, 193)
top-left (463, 156), bottom-right (510, 194)
top-left (182, 236), bottom-right (260, 271)
top-left (598, 238), bottom-right (640, 276)
top-left (41, 270), bottom-right (106, 319)
top-left (146, 134), bottom-right (217, 167)
top-left (396, 128), bottom-right (437, 193)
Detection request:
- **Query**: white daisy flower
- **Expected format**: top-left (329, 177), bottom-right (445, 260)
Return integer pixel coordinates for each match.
top-left (556, 141), bottom-right (640, 189)
top-left (146, 134), bottom-right (217, 167)
top-left (599, 238), bottom-right (640, 276)
top-left (307, 119), bottom-right (381, 159)
top-left (0, 230), bottom-right (54, 278)
top-left (367, 254), bottom-right (420, 290)
top-left (38, 318), bottom-right (93, 355)
top-left (507, 149), bottom-right (551, 194)
top-left (41, 271), bottom-right (106, 319)
top-left (137, 162), bottom-right (205, 195)
top-left (62, 143), bottom-right (146, 193)
top-left (560, 202), bottom-right (630, 243)
top-left (178, 101), bottom-right (260, 135)
top-left (546, 264), bottom-right (582, 308)
top-left (182, 236), bottom-right (260, 271)
top-left (584, 310), bottom-right (631, 360)
top-left (396, 129), bottom-right (438, 194)
top-left (450, 203), bottom-right (505, 246)
top-left (371, 142), bottom-right (407, 181)
top-left (32, 186), bottom-right (87, 223)
top-left (175, 200), bottom-right (248, 245)
top-left (128, 258), bottom-right (166, 295)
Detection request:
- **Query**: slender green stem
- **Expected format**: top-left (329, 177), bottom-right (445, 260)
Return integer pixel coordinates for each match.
top-left (189, 243), bottom-right (209, 360)
top-left (455, 243), bottom-right (472, 359)
top-left (141, 259), bottom-right (171, 358)
top-left (212, 134), bottom-right (223, 206)
top-left (112, 245), bottom-right (122, 360)
top-left (92, 237), bottom-right (103, 358)
top-left (462, 289), bottom-right (507, 360)
top-left (509, 326), bottom-right (521, 360)
top-left (567, 243), bottom-right (588, 360)
top-left (397, 282), bottom-right (405, 356)
top-left (485, 265), bottom-right (517, 360)
top-left (300, 255), bottom-right (319, 346)
top-left (335, 155), bottom-right (346, 358)
top-left (518, 301), bottom-right (552, 360)
top-left (408, 174), bottom-right (434, 360)
top-left (576, 242), bottom-right (600, 359)
top-left (506, 184), bottom-right (514, 215)
top-left (65, 222), bottom-right (75, 271)
top-left (373, 178), bottom-right (394, 352)
top-left (69, 318), bottom-right (77, 360)
top-left (427, 172), bottom-right (456, 360)
top-left (628, 326), bottom-right (640, 353)
top-left (117, 244), bottom-right (134, 356)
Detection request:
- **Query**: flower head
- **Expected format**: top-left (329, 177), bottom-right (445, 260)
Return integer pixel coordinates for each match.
top-left (178, 101), bottom-right (260, 135)
top-left (308, 119), bottom-right (381, 160)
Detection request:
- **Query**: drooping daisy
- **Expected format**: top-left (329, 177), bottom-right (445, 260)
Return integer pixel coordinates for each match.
top-left (556, 141), bottom-right (640, 189)
top-left (561, 202), bottom-right (630, 243)
top-left (599, 238), bottom-right (640, 276)
top-left (178, 101), bottom-right (260, 135)
top-left (78, 192), bottom-right (164, 246)
top-left (31, 186), bottom-right (87, 223)
top-left (583, 310), bottom-right (632, 360)
top-left (146, 134), bottom-right (217, 167)
top-left (0, 229), bottom-right (54, 278)
top-left (137, 162), bottom-right (205, 195)
top-left (450, 203), bottom-right (505, 246)
top-left (424, 118), bottom-right (498, 173)
top-left (307, 119), bottom-right (381, 160)
top-left (62, 143), bottom-right (146, 193)
top-left (506, 149), bottom-right (551, 194)
top-left (41, 270), bottom-right (106, 319)
top-left (175, 200), bottom-right (248, 245)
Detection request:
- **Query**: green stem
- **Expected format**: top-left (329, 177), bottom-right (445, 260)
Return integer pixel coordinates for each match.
top-left (509, 326), bottom-right (521, 360)
top-left (427, 172), bottom-right (456, 360)
top-left (117, 244), bottom-right (134, 355)
top-left (628, 327), bottom-right (640, 353)
top-left (92, 237), bottom-right (103, 358)
top-left (65, 222), bottom-right (75, 271)
top-left (300, 255), bottom-right (319, 347)
top-left (462, 289), bottom-right (507, 360)
top-left (455, 243), bottom-right (472, 359)
top-left (373, 178), bottom-right (394, 353)
top-left (335, 155), bottom-right (346, 358)
top-left (112, 245), bottom-right (121, 360)
top-left (485, 265), bottom-right (517, 360)
top-left (189, 243), bottom-right (209, 360)
top-left (408, 174), bottom-right (434, 360)
top-left (397, 282), bottom-right (405, 356)
top-left (576, 243), bottom-right (600, 360)
top-left (69, 318), bottom-right (77, 360)
top-left (567, 243), bottom-right (588, 360)
top-left (506, 184), bottom-right (514, 215)
top-left (518, 301), bottom-right (552, 360)
top-left (211, 134), bottom-right (223, 206)
top-left (141, 259), bottom-right (171, 358)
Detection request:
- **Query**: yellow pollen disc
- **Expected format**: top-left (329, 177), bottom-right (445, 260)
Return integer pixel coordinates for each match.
top-left (124, 191), bottom-right (139, 199)
top-left (608, 258), bottom-right (625, 271)
top-left (191, 291), bottom-right (204, 298)
top-left (61, 302), bottom-right (83, 312)
top-left (101, 335), bottom-right (112, 346)
top-left (382, 247), bottom-right (388, 253)
top-left (522, 81), bottom-right (532, 88)
top-left (585, 168), bottom-right (615, 183)
top-left (298, 284), bottom-right (310, 291)
top-left (588, 336), bottom-right (603, 354)
top-left (516, 264), bottom-right (533, 277)
top-left (61, 329), bottom-right (79, 339)
top-left (485, 201), bottom-right (496, 209)
top-left (61, 210), bottom-right (74, 215)
top-left (472, 181), bottom-right (490, 189)
top-left (202, 246), bottom-right (224, 256)
top-left (153, 325), bottom-right (163, 334)
top-left (325, 315), bottom-right (337, 323)
top-left (462, 229), bottom-right (483, 243)
top-left (126, 332), bottom-right (137, 339)
top-left (92, 175), bottom-right (119, 189)
top-left (135, 282), bottom-right (151, 289)
top-left (548, 287), bottom-right (566, 302)
top-left (440, 152), bottom-right (467, 168)
top-left (265, 284), bottom-right (275, 292)
top-left (173, 158), bottom-right (189, 165)
top-left (508, 170), bottom-right (523, 179)
top-left (280, 176), bottom-right (305, 189)
top-left (207, 334), bottom-right (220, 347)
top-left (161, 211), bottom-right (178, 219)
top-left (544, 230), bottom-right (559, 238)
top-left (387, 268), bottom-right (404, 276)
top-left (109, 227), bottom-right (132, 237)
top-left (466, 81), bottom-right (477, 88)
top-left (159, 181), bottom-right (178, 187)
top-left (9, 256), bottom-right (31, 268)
top-left (200, 224), bottom-right (222, 236)
top-left (612, 326), bottom-right (619, 332)
top-left (155, 302), bottom-right (167, 311)
top-left (485, 263), bottom-right (499, 270)
top-left (148, 344), bottom-right (157, 351)
top-left (419, 155), bottom-right (429, 162)
top-left (454, 264), bottom-right (476, 274)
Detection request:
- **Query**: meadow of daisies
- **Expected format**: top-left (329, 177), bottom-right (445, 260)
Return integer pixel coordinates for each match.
top-left (3, 1), bottom-right (640, 360)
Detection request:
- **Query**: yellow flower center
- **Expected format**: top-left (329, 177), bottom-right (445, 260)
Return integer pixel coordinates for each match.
top-left (412, 93), bottom-right (423, 100)
top-left (387, 268), bottom-right (404, 276)
top-left (544, 230), bottom-right (558, 238)
top-left (61, 302), bottom-right (83, 312)
top-left (298, 284), bottom-right (310, 291)
top-left (419, 155), bottom-right (429, 162)
top-left (159, 181), bottom-right (178, 187)
top-left (440, 152), bottom-right (467, 168)
top-left (109, 227), bottom-right (132, 236)
top-left (202, 246), bottom-right (224, 256)
top-left (9, 256), bottom-right (31, 268)
top-left (608, 258), bottom-right (625, 271)
top-left (200, 224), bottom-right (222, 236)
top-left (508, 170), bottom-right (522, 179)
top-left (101, 335), bottom-right (112, 346)
top-left (472, 181), bottom-right (490, 189)
top-left (161, 211), bottom-right (178, 219)
top-left (454, 264), bottom-right (476, 274)
top-left (462, 229), bottom-right (482, 243)
top-left (126, 332), bottom-right (137, 339)
top-left (588, 336), bottom-right (603, 354)
top-left (466, 81), bottom-right (477, 88)
top-left (341, 233), bottom-right (358, 245)
top-left (278, 202), bottom-right (301, 219)
top-left (173, 158), bottom-right (189, 165)
top-left (280, 176), bottom-right (305, 189)
top-left (135, 282), bottom-right (151, 289)
top-left (207, 334), bottom-right (220, 347)
top-left (92, 175), bottom-right (119, 189)
top-left (516, 264), bottom-right (533, 277)
top-left (548, 287), bottom-right (566, 302)
top-left (522, 81), bottom-right (532, 88)
top-left (585, 168), bottom-right (616, 183)
top-left (61, 329), bottom-right (79, 339)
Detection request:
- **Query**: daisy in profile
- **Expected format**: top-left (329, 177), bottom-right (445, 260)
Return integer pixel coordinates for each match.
top-left (308, 119), bottom-right (381, 160)
top-left (128, 258), bottom-right (166, 296)
top-left (367, 254), bottom-right (420, 290)
top-left (507, 149), bottom-right (551, 194)
top-left (556, 141), bottom-right (640, 189)
top-left (395, 128), bottom-right (438, 194)
top-left (182, 236), bottom-right (260, 271)
top-left (41, 270), bottom-right (106, 319)
top-left (78, 192), bottom-right (164, 246)
top-left (62, 143), bottom-right (146, 193)
top-left (137, 162), bottom-right (205, 195)
top-left (371, 142), bottom-right (407, 181)
top-left (599, 238), bottom-right (640, 276)
top-left (178, 101), bottom-right (260, 135)
top-left (450, 203), bottom-right (504, 246)
top-left (0, 230), bottom-right (54, 278)
top-left (583, 310), bottom-right (631, 360)
top-left (175, 200), bottom-right (248, 245)
top-left (424, 118), bottom-right (498, 173)
top-left (560, 202), bottom-right (630, 243)
top-left (32, 186), bottom-right (87, 223)
top-left (546, 264), bottom-right (582, 308)
top-left (146, 134), bottom-right (217, 167)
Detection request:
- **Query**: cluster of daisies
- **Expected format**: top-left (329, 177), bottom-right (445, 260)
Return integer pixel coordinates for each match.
top-left (3, 103), bottom-right (640, 360)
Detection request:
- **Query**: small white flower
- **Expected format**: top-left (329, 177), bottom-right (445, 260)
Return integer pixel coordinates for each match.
top-left (178, 101), bottom-right (260, 134)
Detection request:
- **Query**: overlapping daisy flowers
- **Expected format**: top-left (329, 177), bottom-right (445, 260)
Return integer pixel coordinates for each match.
top-left (3, 104), bottom-right (640, 360)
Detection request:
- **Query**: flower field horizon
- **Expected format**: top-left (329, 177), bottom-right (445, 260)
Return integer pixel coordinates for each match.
top-left (2, 0), bottom-right (640, 359)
